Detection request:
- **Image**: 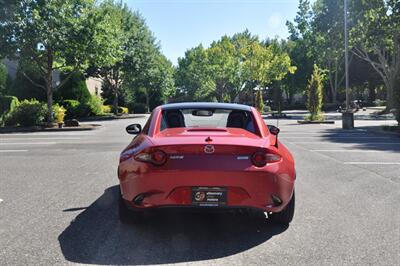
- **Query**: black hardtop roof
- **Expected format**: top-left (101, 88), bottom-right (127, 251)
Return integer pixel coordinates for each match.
top-left (160, 102), bottom-right (252, 111)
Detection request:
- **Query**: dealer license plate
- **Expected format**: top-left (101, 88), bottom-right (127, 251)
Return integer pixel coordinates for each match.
top-left (192, 187), bottom-right (227, 206)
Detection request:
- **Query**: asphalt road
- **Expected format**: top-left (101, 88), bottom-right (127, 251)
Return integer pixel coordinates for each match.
top-left (0, 117), bottom-right (399, 265)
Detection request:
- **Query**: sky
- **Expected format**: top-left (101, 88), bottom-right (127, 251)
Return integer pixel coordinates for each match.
top-left (124, 0), bottom-right (302, 65)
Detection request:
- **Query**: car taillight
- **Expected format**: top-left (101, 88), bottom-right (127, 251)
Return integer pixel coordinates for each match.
top-left (251, 151), bottom-right (281, 167)
top-left (151, 150), bottom-right (168, 165)
top-left (134, 149), bottom-right (167, 166)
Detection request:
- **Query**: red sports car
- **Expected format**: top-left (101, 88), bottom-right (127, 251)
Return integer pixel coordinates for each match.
top-left (118, 102), bottom-right (296, 224)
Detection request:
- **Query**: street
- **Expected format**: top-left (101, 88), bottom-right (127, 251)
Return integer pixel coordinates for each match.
top-left (0, 117), bottom-right (399, 265)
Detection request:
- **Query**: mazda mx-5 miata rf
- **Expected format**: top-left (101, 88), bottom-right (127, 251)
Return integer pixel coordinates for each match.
top-left (118, 102), bottom-right (296, 224)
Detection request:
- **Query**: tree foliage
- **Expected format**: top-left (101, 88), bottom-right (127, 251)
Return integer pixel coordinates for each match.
top-left (56, 72), bottom-right (91, 103)
top-left (88, 1), bottom-right (174, 113)
top-left (174, 45), bottom-right (215, 102)
top-left (0, 62), bottom-right (7, 95)
top-left (306, 64), bottom-right (325, 120)
top-left (350, 0), bottom-right (400, 110)
top-left (174, 31), bottom-right (296, 105)
top-left (0, 0), bottom-right (111, 123)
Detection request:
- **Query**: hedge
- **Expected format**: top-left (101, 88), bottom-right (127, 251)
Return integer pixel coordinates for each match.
top-left (56, 72), bottom-right (91, 103)
top-left (5, 99), bottom-right (47, 127)
top-left (0, 95), bottom-right (19, 126)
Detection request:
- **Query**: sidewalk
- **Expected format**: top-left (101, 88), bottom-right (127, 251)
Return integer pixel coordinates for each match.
top-left (264, 108), bottom-right (395, 121)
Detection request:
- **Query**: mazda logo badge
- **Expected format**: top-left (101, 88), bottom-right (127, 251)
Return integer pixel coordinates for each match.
top-left (204, 144), bottom-right (215, 154)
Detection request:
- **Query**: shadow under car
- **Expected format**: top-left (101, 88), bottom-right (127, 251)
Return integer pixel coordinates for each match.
top-left (58, 185), bottom-right (288, 265)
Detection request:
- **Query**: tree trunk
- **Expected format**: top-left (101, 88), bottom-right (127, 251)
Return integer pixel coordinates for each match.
top-left (46, 76), bottom-right (53, 125)
top-left (386, 79), bottom-right (396, 111)
top-left (145, 90), bottom-right (150, 113)
top-left (216, 81), bottom-right (225, 102)
top-left (113, 86), bottom-right (118, 115)
top-left (46, 49), bottom-right (53, 125)
top-left (333, 60), bottom-right (338, 104)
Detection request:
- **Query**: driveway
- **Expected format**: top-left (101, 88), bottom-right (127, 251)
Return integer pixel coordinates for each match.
top-left (0, 117), bottom-right (399, 265)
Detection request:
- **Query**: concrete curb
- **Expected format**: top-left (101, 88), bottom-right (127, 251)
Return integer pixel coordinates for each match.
top-left (297, 120), bottom-right (335, 124)
top-left (78, 114), bottom-right (146, 122)
top-left (0, 124), bottom-right (101, 134)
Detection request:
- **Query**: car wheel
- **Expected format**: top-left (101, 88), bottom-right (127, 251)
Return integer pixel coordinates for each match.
top-left (269, 190), bottom-right (295, 225)
top-left (118, 190), bottom-right (144, 224)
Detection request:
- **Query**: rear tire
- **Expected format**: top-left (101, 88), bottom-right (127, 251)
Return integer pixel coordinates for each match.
top-left (269, 190), bottom-right (295, 225)
top-left (118, 189), bottom-right (144, 224)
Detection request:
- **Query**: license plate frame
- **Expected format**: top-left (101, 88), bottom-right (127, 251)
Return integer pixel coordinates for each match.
top-left (191, 187), bottom-right (227, 207)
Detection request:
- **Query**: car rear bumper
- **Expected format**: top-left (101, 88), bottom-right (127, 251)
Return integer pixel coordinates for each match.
top-left (119, 167), bottom-right (295, 212)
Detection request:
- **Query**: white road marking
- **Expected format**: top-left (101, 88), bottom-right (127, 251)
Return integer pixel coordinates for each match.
top-left (344, 162), bottom-right (400, 165)
top-left (0, 132), bottom-right (96, 136)
top-left (281, 132), bottom-right (366, 135)
top-left (0, 142), bottom-right (56, 145)
top-left (280, 129), bottom-right (367, 134)
top-left (311, 149), bottom-right (380, 153)
top-left (291, 142), bottom-right (400, 145)
top-left (0, 199), bottom-right (3, 203)
top-left (282, 136), bottom-right (391, 139)
top-left (0, 137), bottom-right (80, 141)
top-left (0, 150), bottom-right (28, 152)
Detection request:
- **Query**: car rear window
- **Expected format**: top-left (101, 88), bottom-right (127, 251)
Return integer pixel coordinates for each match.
top-left (160, 108), bottom-right (256, 134)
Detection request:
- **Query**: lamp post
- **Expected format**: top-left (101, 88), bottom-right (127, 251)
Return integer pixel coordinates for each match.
top-left (342, 0), bottom-right (354, 129)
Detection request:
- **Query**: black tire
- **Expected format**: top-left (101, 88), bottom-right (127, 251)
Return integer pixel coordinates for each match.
top-left (118, 190), bottom-right (144, 224)
top-left (269, 190), bottom-right (295, 225)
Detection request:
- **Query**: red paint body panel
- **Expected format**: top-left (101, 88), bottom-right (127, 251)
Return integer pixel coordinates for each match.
top-left (118, 103), bottom-right (296, 213)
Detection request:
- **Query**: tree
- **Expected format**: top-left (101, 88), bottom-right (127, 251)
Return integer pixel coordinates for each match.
top-left (255, 89), bottom-right (264, 113)
top-left (56, 72), bottom-right (91, 103)
top-left (0, 0), bottom-right (111, 123)
top-left (175, 45), bottom-right (215, 101)
top-left (245, 41), bottom-right (296, 90)
top-left (87, 1), bottom-right (168, 114)
top-left (285, 0), bottom-right (314, 102)
top-left (350, 0), bottom-right (400, 110)
top-left (0, 62), bottom-right (7, 95)
top-left (174, 32), bottom-right (296, 105)
top-left (86, 0), bottom-right (132, 114)
top-left (306, 64), bottom-right (325, 120)
top-left (208, 36), bottom-right (239, 102)
top-left (311, 0), bottom-right (347, 104)
top-left (135, 53), bottom-right (175, 112)
top-left (8, 60), bottom-right (46, 101)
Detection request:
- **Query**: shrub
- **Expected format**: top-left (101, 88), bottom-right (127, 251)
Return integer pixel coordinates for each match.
top-left (110, 105), bottom-right (129, 114)
top-left (306, 64), bottom-right (325, 121)
top-left (87, 95), bottom-right (103, 116)
top-left (61, 96), bottom-right (103, 118)
top-left (102, 105), bottom-right (112, 114)
top-left (0, 95), bottom-right (19, 126)
top-left (255, 90), bottom-right (265, 113)
top-left (131, 103), bottom-right (146, 114)
top-left (264, 105), bottom-right (272, 113)
top-left (61, 99), bottom-right (81, 119)
top-left (119, 107), bottom-right (129, 114)
top-left (56, 72), bottom-right (91, 103)
top-left (0, 95), bottom-right (19, 115)
top-left (6, 99), bottom-right (47, 127)
top-left (305, 113), bottom-right (324, 121)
